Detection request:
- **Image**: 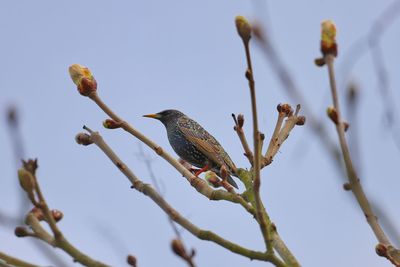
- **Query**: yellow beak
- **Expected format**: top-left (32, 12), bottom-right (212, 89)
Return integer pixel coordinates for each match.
top-left (143, 113), bottom-right (161, 119)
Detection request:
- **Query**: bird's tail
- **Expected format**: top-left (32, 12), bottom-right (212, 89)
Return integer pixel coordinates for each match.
top-left (227, 174), bottom-right (239, 189)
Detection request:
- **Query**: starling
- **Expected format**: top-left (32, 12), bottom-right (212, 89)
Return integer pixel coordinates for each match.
top-left (143, 109), bottom-right (239, 189)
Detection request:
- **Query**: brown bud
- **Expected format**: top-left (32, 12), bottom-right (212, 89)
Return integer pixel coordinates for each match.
top-left (52, 209), bottom-right (64, 222)
top-left (314, 57), bottom-right (326, 67)
top-left (343, 121), bottom-right (350, 132)
top-left (75, 133), bottom-right (93, 146)
top-left (18, 168), bottom-right (36, 194)
top-left (30, 207), bottom-right (44, 221)
top-left (279, 103), bottom-right (292, 116)
top-left (320, 20), bottom-right (338, 56)
top-left (69, 64), bottom-right (97, 96)
top-left (235, 16), bottom-right (252, 43)
top-left (376, 243), bottom-right (387, 257)
top-left (296, 116), bottom-right (306, 126)
top-left (127, 255), bottom-right (137, 267)
top-left (343, 183), bottom-right (352, 191)
top-left (237, 114), bottom-right (244, 128)
top-left (171, 239), bottom-right (186, 258)
top-left (15, 226), bottom-right (30, 237)
top-left (245, 69), bottom-right (252, 80)
top-left (326, 106), bottom-right (338, 124)
top-left (259, 132), bottom-right (265, 141)
top-left (103, 119), bottom-right (122, 129)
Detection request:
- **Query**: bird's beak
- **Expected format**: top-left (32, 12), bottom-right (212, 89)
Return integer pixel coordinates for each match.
top-left (143, 113), bottom-right (161, 119)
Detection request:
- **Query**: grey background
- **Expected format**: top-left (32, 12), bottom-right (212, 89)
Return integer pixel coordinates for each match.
top-left (1, 0), bottom-right (400, 266)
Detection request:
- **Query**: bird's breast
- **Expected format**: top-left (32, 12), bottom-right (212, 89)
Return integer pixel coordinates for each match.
top-left (167, 128), bottom-right (207, 168)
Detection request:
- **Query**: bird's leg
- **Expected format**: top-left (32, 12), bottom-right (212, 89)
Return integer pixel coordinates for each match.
top-left (194, 165), bottom-right (210, 177)
top-left (189, 167), bottom-right (200, 174)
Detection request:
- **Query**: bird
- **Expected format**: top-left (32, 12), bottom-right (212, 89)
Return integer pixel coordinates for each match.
top-left (143, 109), bottom-right (239, 189)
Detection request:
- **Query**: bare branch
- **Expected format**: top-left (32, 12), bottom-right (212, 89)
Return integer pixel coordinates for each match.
top-left (81, 127), bottom-right (284, 265)
top-left (16, 160), bottom-right (110, 267)
top-left (235, 15), bottom-right (272, 253)
top-left (137, 144), bottom-right (196, 267)
top-left (0, 251), bottom-right (39, 267)
top-left (318, 20), bottom-right (400, 265)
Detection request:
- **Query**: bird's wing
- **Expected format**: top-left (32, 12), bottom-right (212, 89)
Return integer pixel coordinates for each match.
top-left (178, 116), bottom-right (237, 172)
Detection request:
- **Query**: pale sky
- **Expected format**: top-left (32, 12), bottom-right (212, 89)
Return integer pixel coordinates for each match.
top-left (1, 1), bottom-right (400, 266)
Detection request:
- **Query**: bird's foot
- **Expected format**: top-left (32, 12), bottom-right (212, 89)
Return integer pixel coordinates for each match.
top-left (194, 165), bottom-right (210, 177)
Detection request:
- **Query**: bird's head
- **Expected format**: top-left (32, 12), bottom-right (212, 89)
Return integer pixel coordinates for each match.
top-left (143, 109), bottom-right (184, 126)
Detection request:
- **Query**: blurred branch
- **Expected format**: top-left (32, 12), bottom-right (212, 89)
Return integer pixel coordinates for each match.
top-left (137, 144), bottom-right (196, 267)
top-left (3, 106), bottom-right (69, 267)
top-left (317, 20), bottom-right (400, 265)
top-left (252, 23), bottom-right (342, 172)
top-left (6, 106), bottom-right (26, 163)
top-left (0, 212), bottom-right (19, 227)
top-left (339, 0), bottom-right (400, 151)
top-left (0, 251), bottom-right (39, 267)
top-left (15, 159), bottom-right (110, 267)
top-left (5, 105), bottom-right (29, 218)
top-left (78, 127), bottom-right (285, 266)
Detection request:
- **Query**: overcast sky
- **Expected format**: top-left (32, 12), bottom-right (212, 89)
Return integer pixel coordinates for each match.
top-left (1, 1), bottom-right (400, 266)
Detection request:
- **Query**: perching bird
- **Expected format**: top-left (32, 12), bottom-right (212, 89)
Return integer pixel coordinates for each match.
top-left (143, 109), bottom-right (239, 189)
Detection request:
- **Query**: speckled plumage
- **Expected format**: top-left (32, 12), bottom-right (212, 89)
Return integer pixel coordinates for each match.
top-left (145, 109), bottom-right (238, 188)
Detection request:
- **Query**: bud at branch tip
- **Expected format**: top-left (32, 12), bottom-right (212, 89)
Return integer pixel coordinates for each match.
top-left (235, 16), bottom-right (252, 43)
top-left (68, 64), bottom-right (97, 96)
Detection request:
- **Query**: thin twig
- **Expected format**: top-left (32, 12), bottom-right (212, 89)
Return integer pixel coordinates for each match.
top-left (325, 54), bottom-right (400, 264)
top-left (83, 127), bottom-right (285, 266)
top-left (5, 107), bottom-right (69, 267)
top-left (264, 110), bottom-right (285, 161)
top-left (232, 114), bottom-right (254, 165)
top-left (0, 251), bottom-right (39, 267)
top-left (6, 106), bottom-right (30, 217)
top-left (339, 1), bottom-right (400, 151)
top-left (138, 144), bottom-right (196, 267)
top-left (240, 24), bottom-right (272, 253)
top-left (263, 105), bottom-right (303, 168)
top-left (19, 160), bottom-right (110, 267)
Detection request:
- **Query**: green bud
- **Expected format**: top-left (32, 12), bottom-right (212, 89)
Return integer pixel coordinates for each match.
top-left (235, 16), bottom-right (251, 43)
top-left (68, 64), bottom-right (97, 96)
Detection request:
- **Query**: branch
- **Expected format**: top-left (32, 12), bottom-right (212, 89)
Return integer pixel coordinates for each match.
top-left (137, 144), bottom-right (196, 267)
top-left (262, 104), bottom-right (305, 168)
top-left (16, 160), bottom-right (110, 267)
top-left (0, 251), bottom-right (39, 267)
top-left (68, 52), bottom-right (297, 265)
top-left (235, 15), bottom-right (272, 253)
top-left (232, 113), bottom-right (254, 165)
top-left (318, 20), bottom-right (400, 266)
top-left (79, 127), bottom-right (284, 266)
